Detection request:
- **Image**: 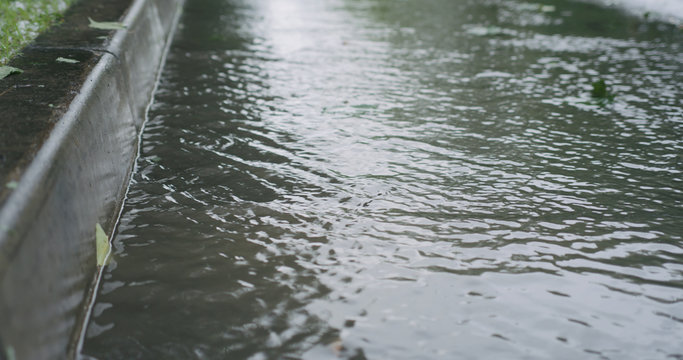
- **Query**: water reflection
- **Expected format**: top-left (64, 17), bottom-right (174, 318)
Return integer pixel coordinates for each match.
top-left (83, 0), bottom-right (683, 358)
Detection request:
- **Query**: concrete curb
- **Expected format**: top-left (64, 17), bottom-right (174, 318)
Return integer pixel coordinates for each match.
top-left (0, 0), bottom-right (183, 358)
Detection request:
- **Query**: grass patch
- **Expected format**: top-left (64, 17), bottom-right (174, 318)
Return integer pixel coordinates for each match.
top-left (0, 0), bottom-right (75, 65)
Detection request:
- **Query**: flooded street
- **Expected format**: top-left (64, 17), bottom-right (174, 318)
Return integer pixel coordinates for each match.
top-left (82, 0), bottom-right (683, 358)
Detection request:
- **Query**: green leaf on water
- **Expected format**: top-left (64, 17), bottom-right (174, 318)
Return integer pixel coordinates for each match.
top-left (95, 223), bottom-right (110, 266)
top-left (56, 57), bottom-right (80, 64)
top-left (5, 181), bottom-right (18, 189)
top-left (0, 66), bottom-right (23, 80)
top-left (591, 79), bottom-right (609, 98)
top-left (88, 17), bottom-right (127, 30)
top-left (589, 79), bottom-right (615, 106)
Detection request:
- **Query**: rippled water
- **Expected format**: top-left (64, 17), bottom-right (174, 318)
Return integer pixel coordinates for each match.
top-left (585, 0), bottom-right (683, 23)
top-left (82, 0), bottom-right (683, 358)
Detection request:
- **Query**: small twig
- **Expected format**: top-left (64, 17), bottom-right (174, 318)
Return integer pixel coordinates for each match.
top-left (0, 86), bottom-right (12, 98)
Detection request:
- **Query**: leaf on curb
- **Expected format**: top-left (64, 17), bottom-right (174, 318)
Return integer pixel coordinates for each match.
top-left (5, 345), bottom-right (16, 360)
top-left (56, 57), bottom-right (80, 64)
top-left (0, 66), bottom-right (23, 80)
top-left (88, 17), bottom-right (127, 30)
top-left (5, 181), bottom-right (18, 189)
top-left (95, 223), bottom-right (110, 266)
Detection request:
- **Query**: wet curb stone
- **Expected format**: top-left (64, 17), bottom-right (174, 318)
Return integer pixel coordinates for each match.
top-left (0, 0), bottom-right (183, 358)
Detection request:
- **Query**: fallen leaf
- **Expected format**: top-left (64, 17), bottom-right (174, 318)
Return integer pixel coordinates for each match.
top-left (88, 17), bottom-right (127, 30)
top-left (0, 66), bottom-right (23, 80)
top-left (591, 79), bottom-right (608, 98)
top-left (5, 346), bottom-right (16, 360)
top-left (56, 57), bottom-right (80, 64)
top-left (95, 223), bottom-right (110, 266)
top-left (5, 181), bottom-right (18, 189)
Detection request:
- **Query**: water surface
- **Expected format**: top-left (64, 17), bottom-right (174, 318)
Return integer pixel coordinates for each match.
top-left (83, 0), bottom-right (683, 358)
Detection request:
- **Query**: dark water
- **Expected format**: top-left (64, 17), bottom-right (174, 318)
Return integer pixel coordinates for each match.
top-left (82, 0), bottom-right (683, 358)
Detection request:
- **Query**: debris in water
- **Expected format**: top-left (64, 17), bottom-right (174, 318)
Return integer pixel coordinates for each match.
top-left (591, 79), bottom-right (611, 98)
top-left (330, 338), bottom-right (344, 355)
top-left (589, 79), bottom-right (615, 105)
